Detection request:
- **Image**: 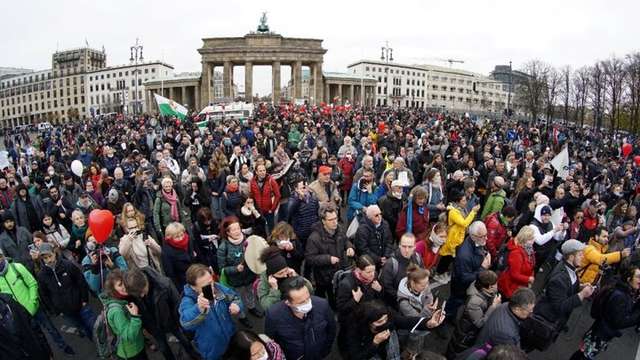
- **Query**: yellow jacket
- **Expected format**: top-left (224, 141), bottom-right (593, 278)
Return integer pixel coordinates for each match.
top-left (439, 205), bottom-right (478, 257)
top-left (579, 238), bottom-right (622, 285)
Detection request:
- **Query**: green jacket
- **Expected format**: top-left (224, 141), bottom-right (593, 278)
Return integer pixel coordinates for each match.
top-left (99, 293), bottom-right (145, 359)
top-left (287, 129), bottom-right (302, 146)
top-left (480, 189), bottom-right (506, 220)
top-left (0, 260), bottom-right (39, 315)
top-left (257, 271), bottom-right (314, 310)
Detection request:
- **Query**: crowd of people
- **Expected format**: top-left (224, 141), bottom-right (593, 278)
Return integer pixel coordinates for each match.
top-left (1, 103), bottom-right (640, 360)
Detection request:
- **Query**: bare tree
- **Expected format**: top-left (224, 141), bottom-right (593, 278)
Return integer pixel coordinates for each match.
top-left (602, 56), bottom-right (626, 130)
top-left (516, 60), bottom-right (549, 121)
top-left (543, 67), bottom-right (561, 130)
top-left (625, 52), bottom-right (640, 133)
top-left (572, 66), bottom-right (590, 127)
top-left (560, 65), bottom-right (571, 124)
top-left (590, 63), bottom-right (606, 129)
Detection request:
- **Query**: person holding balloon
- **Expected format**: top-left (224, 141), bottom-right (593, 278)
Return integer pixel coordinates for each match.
top-left (82, 209), bottom-right (128, 295)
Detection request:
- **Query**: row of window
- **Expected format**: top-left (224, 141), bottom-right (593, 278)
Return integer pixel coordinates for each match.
top-left (366, 66), bottom-right (427, 78)
top-left (89, 79), bottom-right (144, 92)
top-left (88, 68), bottom-right (151, 81)
top-left (1, 96), bottom-right (86, 118)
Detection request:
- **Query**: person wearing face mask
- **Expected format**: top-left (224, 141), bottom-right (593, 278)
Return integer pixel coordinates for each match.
top-left (447, 270), bottom-right (501, 357)
top-left (256, 246), bottom-right (311, 310)
top-left (354, 205), bottom-right (394, 267)
top-left (225, 329), bottom-right (285, 360)
top-left (265, 275), bottom-right (336, 360)
top-left (83, 235), bottom-right (128, 294)
top-left (497, 226), bottom-right (537, 299)
top-left (377, 180), bottom-right (406, 242)
top-left (415, 222), bottom-right (447, 270)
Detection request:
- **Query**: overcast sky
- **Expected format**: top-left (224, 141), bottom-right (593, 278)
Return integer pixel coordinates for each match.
top-left (3, 0), bottom-right (639, 96)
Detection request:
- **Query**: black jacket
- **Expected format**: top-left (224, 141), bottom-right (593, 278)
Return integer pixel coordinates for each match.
top-left (161, 243), bottom-right (194, 290)
top-left (354, 217), bottom-right (394, 265)
top-left (37, 258), bottom-right (89, 315)
top-left (0, 293), bottom-right (51, 360)
top-left (135, 267), bottom-right (182, 334)
top-left (305, 222), bottom-right (354, 286)
top-left (591, 279), bottom-right (640, 341)
top-left (380, 249), bottom-right (423, 308)
top-left (335, 272), bottom-right (383, 323)
top-left (377, 194), bottom-right (404, 238)
top-left (534, 260), bottom-right (582, 328)
top-left (451, 237), bottom-right (486, 298)
top-left (265, 295), bottom-right (336, 360)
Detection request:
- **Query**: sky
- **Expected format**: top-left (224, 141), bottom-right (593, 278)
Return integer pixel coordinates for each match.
top-left (2, 0), bottom-right (639, 96)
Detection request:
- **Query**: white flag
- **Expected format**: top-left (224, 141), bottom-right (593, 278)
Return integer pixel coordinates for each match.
top-left (550, 147), bottom-right (570, 179)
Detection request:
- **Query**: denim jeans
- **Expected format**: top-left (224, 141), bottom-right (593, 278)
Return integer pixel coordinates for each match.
top-left (63, 304), bottom-right (97, 339)
top-left (34, 308), bottom-right (70, 350)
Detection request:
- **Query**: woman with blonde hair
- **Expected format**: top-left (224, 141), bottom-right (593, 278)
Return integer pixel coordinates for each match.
top-left (118, 202), bottom-right (162, 271)
top-left (497, 225), bottom-right (536, 299)
top-left (161, 222), bottom-right (194, 290)
top-left (269, 222), bottom-right (303, 273)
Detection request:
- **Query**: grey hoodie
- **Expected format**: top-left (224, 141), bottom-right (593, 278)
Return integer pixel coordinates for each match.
top-left (396, 277), bottom-right (434, 319)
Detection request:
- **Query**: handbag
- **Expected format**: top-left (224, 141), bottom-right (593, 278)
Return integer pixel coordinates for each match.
top-left (520, 313), bottom-right (559, 352)
top-left (346, 213), bottom-right (360, 239)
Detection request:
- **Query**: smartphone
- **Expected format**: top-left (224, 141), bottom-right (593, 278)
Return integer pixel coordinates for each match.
top-left (202, 284), bottom-right (214, 301)
top-left (439, 300), bottom-right (447, 322)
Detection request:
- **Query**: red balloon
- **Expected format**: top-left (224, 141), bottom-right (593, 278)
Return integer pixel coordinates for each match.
top-left (634, 156), bottom-right (640, 166)
top-left (622, 143), bottom-right (633, 157)
top-left (88, 209), bottom-right (115, 244)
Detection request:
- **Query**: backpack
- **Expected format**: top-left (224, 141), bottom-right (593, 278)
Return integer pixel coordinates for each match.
top-left (93, 302), bottom-right (123, 359)
top-left (494, 244), bottom-right (510, 272)
top-left (590, 285), bottom-right (616, 319)
top-left (332, 269), bottom-right (352, 296)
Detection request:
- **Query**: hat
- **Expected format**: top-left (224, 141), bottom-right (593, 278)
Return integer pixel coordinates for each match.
top-left (319, 166), bottom-right (332, 175)
top-left (561, 239), bottom-right (586, 255)
top-left (265, 253), bottom-right (288, 276)
top-left (2, 212), bottom-right (15, 223)
top-left (540, 205), bottom-right (552, 216)
top-left (38, 243), bottom-right (54, 256)
top-left (391, 180), bottom-right (403, 188)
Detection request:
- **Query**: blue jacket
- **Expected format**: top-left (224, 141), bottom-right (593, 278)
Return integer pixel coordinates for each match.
top-left (179, 283), bottom-right (243, 360)
top-left (347, 179), bottom-right (378, 221)
top-left (265, 295), bottom-right (336, 360)
top-left (286, 194), bottom-right (320, 241)
top-left (451, 237), bottom-right (486, 297)
top-left (81, 247), bottom-right (128, 294)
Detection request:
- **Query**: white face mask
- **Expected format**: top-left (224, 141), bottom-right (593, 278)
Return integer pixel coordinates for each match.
top-left (293, 300), bottom-right (313, 314)
top-left (256, 352), bottom-right (269, 360)
top-left (392, 191), bottom-right (403, 199)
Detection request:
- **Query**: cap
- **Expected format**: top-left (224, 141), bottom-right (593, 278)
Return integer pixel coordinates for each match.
top-left (391, 180), bottom-right (403, 188)
top-left (540, 205), bottom-right (552, 216)
top-left (561, 239), bottom-right (586, 255)
top-left (38, 242), bottom-right (54, 256)
top-left (319, 166), bottom-right (332, 175)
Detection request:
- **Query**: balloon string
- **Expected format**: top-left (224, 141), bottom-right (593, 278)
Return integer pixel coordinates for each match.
top-left (99, 249), bottom-right (104, 292)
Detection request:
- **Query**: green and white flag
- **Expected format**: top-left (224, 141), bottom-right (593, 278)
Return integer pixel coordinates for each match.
top-left (154, 93), bottom-right (187, 119)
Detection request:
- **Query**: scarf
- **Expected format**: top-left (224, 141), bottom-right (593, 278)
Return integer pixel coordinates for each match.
top-left (353, 268), bottom-right (374, 285)
top-left (523, 243), bottom-right (535, 264)
top-left (166, 233), bottom-right (189, 251)
top-left (226, 183), bottom-right (239, 193)
top-left (227, 234), bottom-right (244, 246)
top-left (162, 189), bottom-right (180, 221)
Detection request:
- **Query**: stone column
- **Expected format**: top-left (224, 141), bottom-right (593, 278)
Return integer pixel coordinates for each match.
top-left (200, 62), bottom-right (211, 107)
top-left (223, 61), bottom-right (233, 98)
top-left (313, 62), bottom-right (323, 105)
top-left (169, 87), bottom-right (174, 102)
top-left (337, 84), bottom-right (343, 104)
top-left (292, 61), bottom-right (302, 99)
top-left (272, 61), bottom-right (281, 104)
top-left (349, 85), bottom-right (354, 105)
top-left (245, 62), bottom-right (253, 102)
top-left (181, 86), bottom-right (187, 107)
top-left (324, 83), bottom-right (330, 103)
top-left (195, 85), bottom-right (201, 111)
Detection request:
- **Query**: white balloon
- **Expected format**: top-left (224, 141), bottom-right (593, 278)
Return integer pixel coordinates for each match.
top-left (71, 160), bottom-right (84, 177)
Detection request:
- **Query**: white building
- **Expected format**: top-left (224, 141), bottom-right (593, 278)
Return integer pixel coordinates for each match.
top-left (86, 62), bottom-right (173, 116)
top-left (348, 60), bottom-right (510, 113)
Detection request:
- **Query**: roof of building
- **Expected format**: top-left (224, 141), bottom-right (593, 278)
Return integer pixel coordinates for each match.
top-left (323, 71), bottom-right (377, 81)
top-left (87, 61), bottom-right (174, 74)
top-left (348, 59), bottom-right (500, 81)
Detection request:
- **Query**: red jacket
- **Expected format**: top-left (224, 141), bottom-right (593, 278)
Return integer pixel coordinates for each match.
top-left (484, 212), bottom-right (509, 259)
top-left (497, 239), bottom-right (535, 298)
top-left (250, 175), bottom-right (281, 214)
top-left (396, 206), bottom-right (430, 240)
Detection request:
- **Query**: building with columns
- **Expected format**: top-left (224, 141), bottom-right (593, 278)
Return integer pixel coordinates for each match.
top-left (144, 25), bottom-right (377, 113)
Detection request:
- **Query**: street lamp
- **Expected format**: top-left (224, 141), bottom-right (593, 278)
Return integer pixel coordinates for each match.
top-left (130, 38), bottom-right (144, 116)
top-left (381, 42), bottom-right (393, 107)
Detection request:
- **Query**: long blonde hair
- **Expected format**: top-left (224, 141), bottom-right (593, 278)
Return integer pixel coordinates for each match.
top-left (119, 202), bottom-right (146, 233)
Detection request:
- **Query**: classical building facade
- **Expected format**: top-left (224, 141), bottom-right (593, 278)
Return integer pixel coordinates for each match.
top-left (145, 24), bottom-right (378, 113)
top-left (348, 60), bottom-right (514, 113)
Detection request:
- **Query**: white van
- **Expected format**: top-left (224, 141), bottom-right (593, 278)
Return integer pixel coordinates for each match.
top-left (37, 122), bottom-right (52, 132)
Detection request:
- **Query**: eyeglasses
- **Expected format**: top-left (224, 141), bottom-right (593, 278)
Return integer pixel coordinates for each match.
top-left (373, 213), bottom-right (382, 217)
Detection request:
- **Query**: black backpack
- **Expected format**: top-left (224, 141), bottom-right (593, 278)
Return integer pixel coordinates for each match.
top-left (495, 244), bottom-right (510, 271)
